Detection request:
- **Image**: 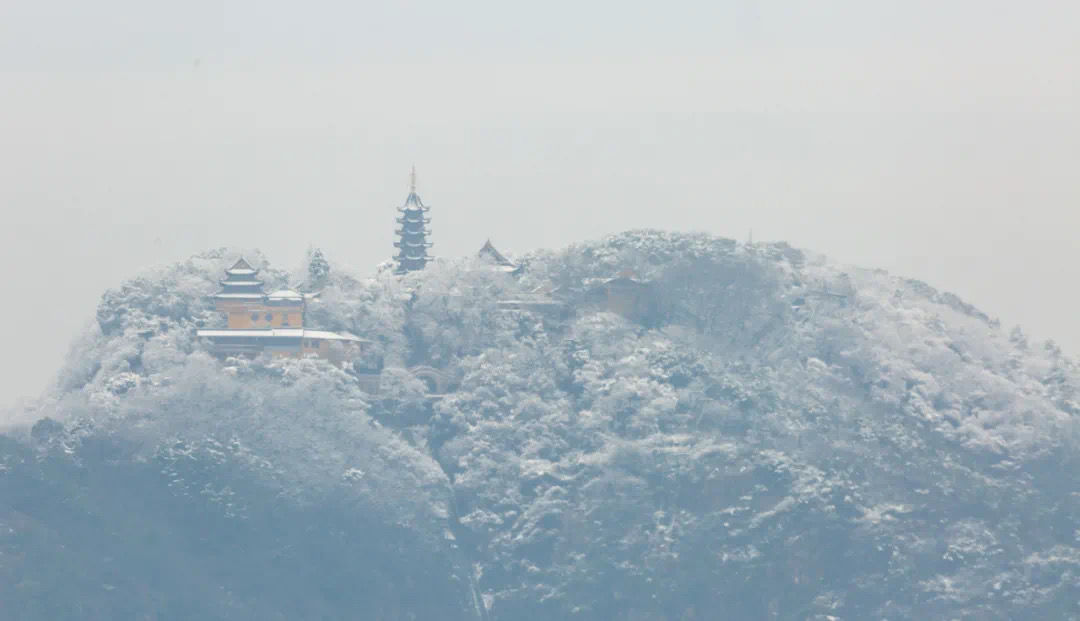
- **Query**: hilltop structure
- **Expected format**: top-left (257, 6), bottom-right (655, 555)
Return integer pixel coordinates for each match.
top-left (393, 167), bottom-right (433, 273)
top-left (496, 285), bottom-right (567, 315)
top-left (585, 272), bottom-right (658, 323)
top-left (196, 258), bottom-right (367, 361)
top-left (476, 239), bottom-right (519, 274)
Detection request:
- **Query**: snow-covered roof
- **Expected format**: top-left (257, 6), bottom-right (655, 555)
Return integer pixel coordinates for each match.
top-left (197, 328), bottom-right (369, 342)
top-left (497, 298), bottom-right (565, 309)
top-left (478, 239), bottom-right (516, 268)
top-left (226, 257), bottom-right (258, 275)
top-left (198, 328), bottom-right (305, 338)
top-left (267, 289), bottom-right (304, 301)
top-left (212, 292), bottom-right (265, 299)
top-left (302, 330), bottom-right (369, 342)
top-left (399, 191), bottom-right (429, 210)
top-left (605, 276), bottom-right (650, 287)
top-left (583, 275), bottom-right (651, 289)
top-left (220, 280), bottom-right (263, 287)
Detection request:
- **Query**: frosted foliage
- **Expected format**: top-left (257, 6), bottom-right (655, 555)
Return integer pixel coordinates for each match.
top-left (1, 230), bottom-right (1078, 620)
top-left (306, 246), bottom-right (331, 288)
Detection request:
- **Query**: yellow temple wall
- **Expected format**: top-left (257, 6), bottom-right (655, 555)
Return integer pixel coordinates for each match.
top-left (228, 313), bottom-right (251, 329)
top-left (225, 308), bottom-right (304, 329)
top-left (277, 311), bottom-right (304, 327)
top-left (216, 300), bottom-right (260, 314)
top-left (209, 294), bottom-right (361, 364)
top-left (218, 302), bottom-right (304, 330)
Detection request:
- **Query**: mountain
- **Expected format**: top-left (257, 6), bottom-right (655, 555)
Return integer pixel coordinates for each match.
top-left (1, 231), bottom-right (1077, 620)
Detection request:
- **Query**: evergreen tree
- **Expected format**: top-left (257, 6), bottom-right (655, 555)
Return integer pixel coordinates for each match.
top-left (307, 247), bottom-right (330, 289)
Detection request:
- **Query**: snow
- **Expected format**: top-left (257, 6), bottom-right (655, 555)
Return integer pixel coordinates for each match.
top-left (194, 328), bottom-right (366, 342)
top-left (267, 289), bottom-right (303, 300)
top-left (302, 332), bottom-right (369, 343)
top-left (219, 280), bottom-right (262, 286)
top-left (197, 328), bottom-right (305, 338)
top-left (857, 503), bottom-right (912, 526)
top-left (4, 232), bottom-right (1078, 620)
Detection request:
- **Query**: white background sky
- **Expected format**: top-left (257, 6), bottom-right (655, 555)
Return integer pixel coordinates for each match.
top-left (1, 1), bottom-right (1077, 406)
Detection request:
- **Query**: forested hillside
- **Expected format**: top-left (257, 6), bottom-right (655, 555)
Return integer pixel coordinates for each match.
top-left (2, 231), bottom-right (1077, 620)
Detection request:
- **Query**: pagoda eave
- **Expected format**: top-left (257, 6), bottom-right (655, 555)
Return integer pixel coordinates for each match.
top-left (220, 279), bottom-right (263, 286)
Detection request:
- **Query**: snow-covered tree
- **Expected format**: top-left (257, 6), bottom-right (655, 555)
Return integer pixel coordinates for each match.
top-left (2, 230), bottom-right (1078, 620)
top-left (306, 246), bottom-right (331, 289)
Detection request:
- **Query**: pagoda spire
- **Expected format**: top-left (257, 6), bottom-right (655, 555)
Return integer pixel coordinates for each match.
top-left (393, 166), bottom-right (433, 273)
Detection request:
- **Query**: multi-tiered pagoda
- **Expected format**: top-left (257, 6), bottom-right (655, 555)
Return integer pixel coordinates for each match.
top-left (212, 257), bottom-right (266, 310)
top-left (393, 166), bottom-right (433, 273)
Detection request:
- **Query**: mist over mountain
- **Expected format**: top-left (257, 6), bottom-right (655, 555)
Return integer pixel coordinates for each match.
top-left (2, 230), bottom-right (1077, 620)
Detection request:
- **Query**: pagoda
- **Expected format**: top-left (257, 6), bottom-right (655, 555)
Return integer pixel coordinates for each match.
top-left (213, 257), bottom-right (267, 319)
top-left (196, 257), bottom-right (367, 361)
top-left (393, 166), bottom-right (433, 273)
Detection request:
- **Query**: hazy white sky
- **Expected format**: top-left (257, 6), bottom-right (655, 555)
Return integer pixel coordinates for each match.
top-left (1, 1), bottom-right (1078, 405)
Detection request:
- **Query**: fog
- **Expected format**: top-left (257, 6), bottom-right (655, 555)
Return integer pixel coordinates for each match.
top-left (2, 0), bottom-right (1077, 406)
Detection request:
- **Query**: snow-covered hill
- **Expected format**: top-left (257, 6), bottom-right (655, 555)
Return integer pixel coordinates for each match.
top-left (2, 231), bottom-right (1077, 620)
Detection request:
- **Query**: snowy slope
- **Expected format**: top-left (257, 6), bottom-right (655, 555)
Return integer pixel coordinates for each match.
top-left (1, 232), bottom-right (1077, 620)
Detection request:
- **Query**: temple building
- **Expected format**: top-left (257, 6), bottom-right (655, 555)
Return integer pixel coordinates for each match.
top-left (393, 166), bottom-right (433, 273)
top-left (477, 239), bottom-right (520, 274)
top-left (496, 285), bottom-right (567, 315)
top-left (585, 272), bottom-right (658, 323)
top-left (196, 258), bottom-right (367, 361)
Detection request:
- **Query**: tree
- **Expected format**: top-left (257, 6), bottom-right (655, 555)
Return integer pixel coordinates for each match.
top-left (307, 247), bottom-right (331, 289)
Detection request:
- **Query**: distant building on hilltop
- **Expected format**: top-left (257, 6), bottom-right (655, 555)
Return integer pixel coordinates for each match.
top-left (585, 272), bottom-right (658, 323)
top-left (196, 257), bottom-right (368, 361)
top-left (496, 285), bottom-right (567, 315)
top-left (393, 166), bottom-right (433, 273)
top-left (476, 239), bottom-right (520, 274)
